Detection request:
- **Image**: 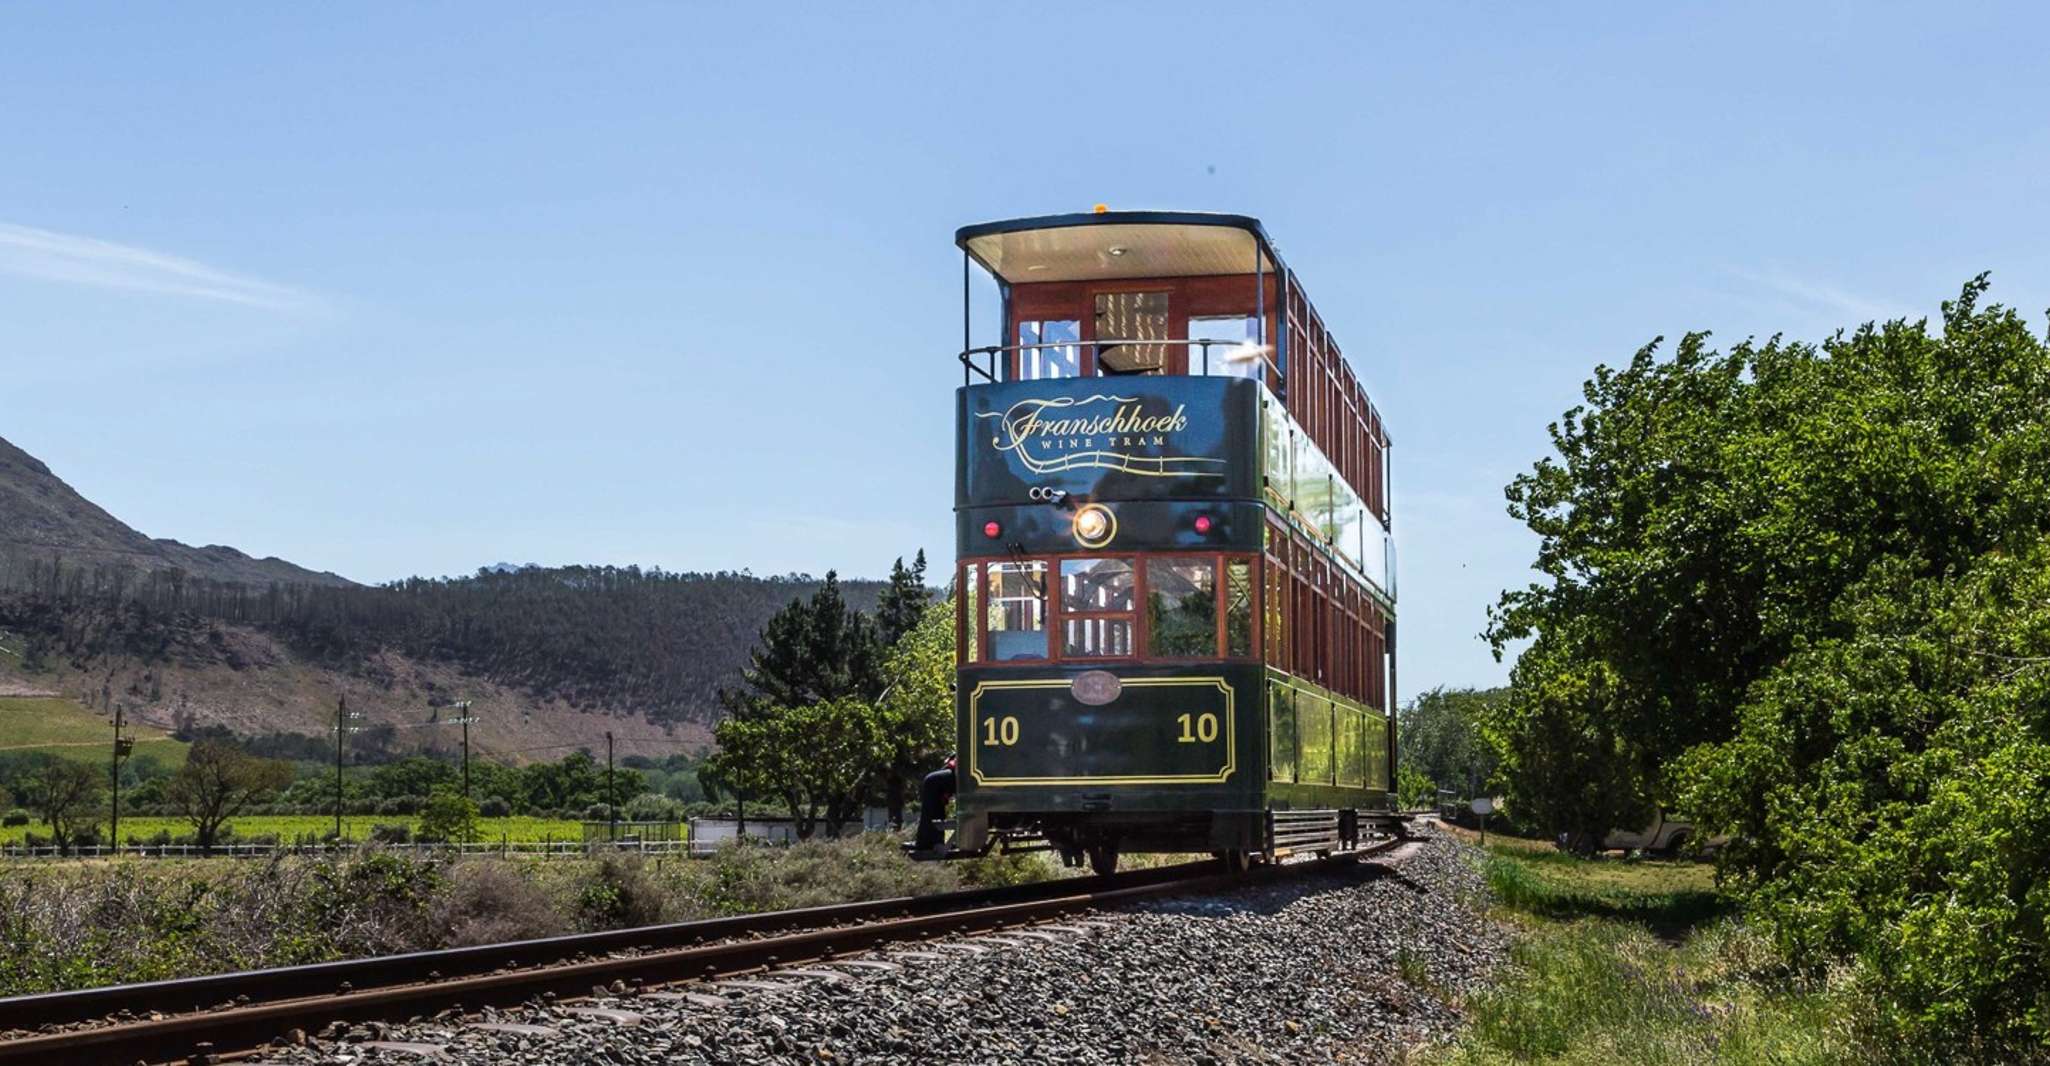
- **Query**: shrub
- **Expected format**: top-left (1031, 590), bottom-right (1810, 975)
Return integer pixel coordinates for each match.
top-left (368, 824), bottom-right (412, 845)
top-left (432, 860), bottom-right (567, 947)
top-left (417, 789), bottom-right (479, 844)
top-left (377, 796), bottom-right (423, 817)
top-left (575, 855), bottom-right (662, 930)
top-left (0, 810), bottom-right (27, 827)
top-left (623, 794), bottom-right (681, 823)
top-left (477, 796), bottom-right (511, 818)
top-left (582, 803), bottom-right (615, 823)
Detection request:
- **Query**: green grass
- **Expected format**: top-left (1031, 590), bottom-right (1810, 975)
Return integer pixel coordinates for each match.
top-left (0, 697), bottom-right (189, 767)
top-left (0, 814), bottom-right (590, 845)
top-left (1428, 842), bottom-right (1865, 1066)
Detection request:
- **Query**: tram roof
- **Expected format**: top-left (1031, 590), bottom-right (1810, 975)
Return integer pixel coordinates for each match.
top-left (956, 211), bottom-right (1279, 285)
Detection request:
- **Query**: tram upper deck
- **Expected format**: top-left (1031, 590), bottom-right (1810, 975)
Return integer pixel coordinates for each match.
top-left (954, 210), bottom-right (1395, 602)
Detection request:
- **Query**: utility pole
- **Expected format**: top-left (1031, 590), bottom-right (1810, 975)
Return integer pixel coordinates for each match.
top-left (333, 696), bottom-right (362, 841)
top-left (605, 730), bottom-right (617, 842)
top-left (110, 703), bottom-right (133, 850)
top-left (449, 700), bottom-right (477, 802)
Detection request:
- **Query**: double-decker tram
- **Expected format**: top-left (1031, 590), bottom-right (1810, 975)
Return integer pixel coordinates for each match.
top-left (918, 209), bottom-right (1397, 875)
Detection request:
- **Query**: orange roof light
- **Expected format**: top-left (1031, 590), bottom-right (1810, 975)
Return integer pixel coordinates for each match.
top-left (1092, 203), bottom-right (1109, 214)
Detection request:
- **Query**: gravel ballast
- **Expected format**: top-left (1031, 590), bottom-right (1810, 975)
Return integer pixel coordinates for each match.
top-left (263, 829), bottom-right (1507, 1065)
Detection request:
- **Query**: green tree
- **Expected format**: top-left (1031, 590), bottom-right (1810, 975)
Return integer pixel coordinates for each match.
top-left (719, 571), bottom-right (884, 719)
top-left (877, 597), bottom-right (957, 825)
top-left (521, 751), bottom-right (602, 813)
top-left (708, 697), bottom-right (887, 839)
top-left (1396, 686), bottom-right (1502, 796)
top-left (417, 786), bottom-right (481, 844)
top-left (164, 741), bottom-right (293, 851)
top-left (876, 551), bottom-right (932, 647)
top-left (1490, 276), bottom-right (2050, 1047)
top-left (25, 757), bottom-right (102, 853)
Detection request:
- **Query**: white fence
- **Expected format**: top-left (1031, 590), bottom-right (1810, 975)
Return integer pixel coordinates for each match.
top-left (0, 810), bottom-right (903, 861)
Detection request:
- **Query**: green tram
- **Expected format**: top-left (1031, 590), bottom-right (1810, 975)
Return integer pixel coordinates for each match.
top-left (930, 210), bottom-right (1397, 875)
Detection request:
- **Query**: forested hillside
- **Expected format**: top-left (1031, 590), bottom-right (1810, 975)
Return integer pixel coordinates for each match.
top-left (0, 556), bottom-right (884, 728)
top-left (0, 434), bottom-right (897, 750)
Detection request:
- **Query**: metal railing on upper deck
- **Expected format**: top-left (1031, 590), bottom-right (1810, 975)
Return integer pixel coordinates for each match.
top-left (958, 338), bottom-right (1282, 386)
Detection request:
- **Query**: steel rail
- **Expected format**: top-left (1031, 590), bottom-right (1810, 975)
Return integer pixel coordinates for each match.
top-left (0, 842), bottom-right (1403, 1065)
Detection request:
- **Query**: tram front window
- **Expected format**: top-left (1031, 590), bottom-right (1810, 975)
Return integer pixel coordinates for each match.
top-left (1146, 558), bottom-right (1217, 657)
top-left (1017, 319), bottom-right (1081, 380)
top-left (1061, 557), bottom-right (1135, 657)
top-left (988, 561), bottom-right (1047, 660)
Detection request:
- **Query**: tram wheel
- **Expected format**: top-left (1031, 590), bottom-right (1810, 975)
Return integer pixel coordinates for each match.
top-left (1086, 844), bottom-right (1120, 877)
top-left (1214, 849), bottom-right (1254, 875)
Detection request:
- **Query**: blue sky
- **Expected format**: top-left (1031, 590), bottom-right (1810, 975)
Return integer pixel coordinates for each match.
top-left (4, 4), bottom-right (2047, 700)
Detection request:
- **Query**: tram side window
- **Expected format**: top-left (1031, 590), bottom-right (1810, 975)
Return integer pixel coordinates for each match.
top-left (1146, 558), bottom-right (1217, 658)
top-left (987, 561), bottom-right (1048, 660)
top-left (1189, 315), bottom-right (1262, 380)
top-left (1225, 560), bottom-right (1253, 658)
top-left (1061, 558), bottom-right (1135, 657)
top-left (1017, 319), bottom-right (1081, 380)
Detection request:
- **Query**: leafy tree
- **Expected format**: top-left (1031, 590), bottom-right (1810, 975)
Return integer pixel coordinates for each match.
top-left (521, 751), bottom-right (602, 813)
top-left (25, 757), bottom-right (102, 853)
top-left (1396, 686), bottom-right (1502, 796)
top-left (877, 598), bottom-right (957, 825)
top-left (417, 786), bottom-right (480, 844)
top-left (1490, 276), bottom-right (2050, 1047)
top-left (164, 741), bottom-right (293, 851)
top-left (708, 697), bottom-right (887, 839)
top-left (370, 756), bottom-right (456, 801)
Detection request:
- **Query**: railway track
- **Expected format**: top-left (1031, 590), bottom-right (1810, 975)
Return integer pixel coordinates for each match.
top-left (0, 840), bottom-right (1405, 1065)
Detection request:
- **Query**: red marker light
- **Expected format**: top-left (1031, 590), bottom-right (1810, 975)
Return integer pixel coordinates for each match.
top-left (1193, 515), bottom-right (1214, 534)
top-left (983, 520), bottom-right (1002, 539)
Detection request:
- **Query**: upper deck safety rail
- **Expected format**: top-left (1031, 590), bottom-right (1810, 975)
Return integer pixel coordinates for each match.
top-left (957, 338), bottom-right (1282, 386)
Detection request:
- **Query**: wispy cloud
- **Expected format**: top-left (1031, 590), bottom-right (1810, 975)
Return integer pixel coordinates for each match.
top-left (0, 222), bottom-right (320, 312)
top-left (1726, 266), bottom-right (1914, 328)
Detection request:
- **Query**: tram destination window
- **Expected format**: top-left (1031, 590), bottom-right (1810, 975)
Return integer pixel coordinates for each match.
top-left (1190, 315), bottom-right (1262, 379)
top-left (1094, 291), bottom-right (1169, 375)
top-left (1017, 319), bottom-right (1081, 380)
top-left (1146, 558), bottom-right (1218, 658)
top-left (1061, 557), bottom-right (1135, 657)
top-left (987, 561), bottom-right (1047, 661)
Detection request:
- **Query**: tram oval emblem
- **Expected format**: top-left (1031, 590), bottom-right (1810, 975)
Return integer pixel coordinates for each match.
top-left (1070, 670), bottom-right (1122, 706)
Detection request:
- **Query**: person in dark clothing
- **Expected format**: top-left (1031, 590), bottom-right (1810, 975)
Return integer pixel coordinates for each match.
top-left (913, 754), bottom-right (958, 851)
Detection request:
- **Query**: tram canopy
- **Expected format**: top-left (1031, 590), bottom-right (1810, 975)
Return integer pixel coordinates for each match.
top-left (957, 211), bottom-right (1277, 286)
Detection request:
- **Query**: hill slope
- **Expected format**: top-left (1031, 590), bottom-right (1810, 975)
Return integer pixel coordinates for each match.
top-left (0, 437), bottom-right (893, 760)
top-left (0, 435), bottom-right (353, 588)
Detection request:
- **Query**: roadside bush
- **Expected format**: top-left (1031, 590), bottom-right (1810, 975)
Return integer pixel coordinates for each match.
top-left (581, 803), bottom-right (614, 823)
top-left (575, 855), bottom-right (662, 930)
top-left (368, 824), bottom-right (411, 845)
top-left (623, 794), bottom-right (680, 823)
top-left (432, 860), bottom-right (567, 947)
top-left (1, 809), bottom-right (28, 827)
top-left (477, 796), bottom-right (511, 818)
top-left (376, 796), bottom-right (423, 816)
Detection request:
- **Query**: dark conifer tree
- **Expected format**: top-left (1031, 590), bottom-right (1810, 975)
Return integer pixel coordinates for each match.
top-left (876, 550), bottom-right (931, 648)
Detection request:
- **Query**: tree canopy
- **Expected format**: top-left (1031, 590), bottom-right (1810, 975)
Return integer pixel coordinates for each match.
top-left (1486, 276), bottom-right (2050, 1047)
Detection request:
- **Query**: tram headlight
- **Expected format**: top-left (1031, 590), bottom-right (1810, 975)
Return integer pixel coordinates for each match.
top-left (1072, 504), bottom-right (1115, 548)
